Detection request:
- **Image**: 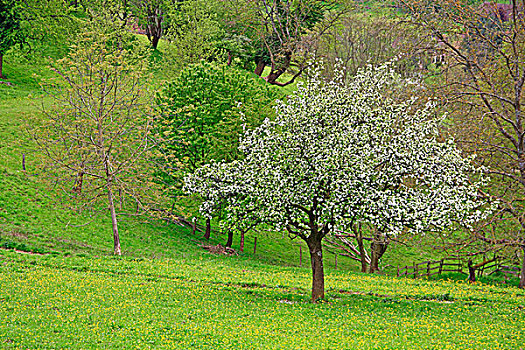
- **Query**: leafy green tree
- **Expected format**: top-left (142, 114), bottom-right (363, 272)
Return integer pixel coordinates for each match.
top-left (162, 0), bottom-right (227, 72)
top-left (185, 65), bottom-right (489, 302)
top-left (156, 61), bottom-right (280, 238)
top-left (157, 61), bottom-right (280, 173)
top-left (0, 0), bottom-right (25, 79)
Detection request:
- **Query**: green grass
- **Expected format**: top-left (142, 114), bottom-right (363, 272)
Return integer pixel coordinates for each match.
top-left (1, 252), bottom-right (524, 349)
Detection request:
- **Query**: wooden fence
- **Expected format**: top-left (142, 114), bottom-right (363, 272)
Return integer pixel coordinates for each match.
top-left (397, 259), bottom-right (463, 279)
top-left (397, 258), bottom-right (520, 280)
top-left (491, 265), bottom-right (521, 281)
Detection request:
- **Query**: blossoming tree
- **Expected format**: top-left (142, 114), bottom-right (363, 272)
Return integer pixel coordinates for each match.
top-left (185, 65), bottom-right (488, 302)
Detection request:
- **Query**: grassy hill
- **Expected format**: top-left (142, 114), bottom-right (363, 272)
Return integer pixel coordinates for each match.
top-left (1, 39), bottom-right (525, 349)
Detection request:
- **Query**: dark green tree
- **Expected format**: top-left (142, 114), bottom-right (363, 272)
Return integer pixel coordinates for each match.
top-left (156, 61), bottom-right (281, 238)
top-left (0, 0), bottom-right (25, 79)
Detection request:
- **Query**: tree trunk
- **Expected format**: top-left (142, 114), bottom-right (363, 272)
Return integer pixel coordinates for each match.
top-left (0, 53), bottom-right (4, 79)
top-left (107, 186), bottom-right (121, 255)
top-left (73, 172), bottom-right (84, 194)
top-left (306, 237), bottom-right (325, 302)
top-left (151, 35), bottom-right (160, 50)
top-left (225, 230), bottom-right (233, 248)
top-left (264, 52), bottom-right (292, 85)
top-left (227, 51), bottom-right (232, 66)
top-left (254, 60), bottom-right (265, 76)
top-left (204, 217), bottom-right (211, 240)
top-left (240, 230), bottom-right (245, 252)
top-left (369, 242), bottom-right (380, 273)
top-left (369, 232), bottom-right (389, 273)
top-left (468, 260), bottom-right (476, 283)
top-left (519, 245), bottom-right (525, 289)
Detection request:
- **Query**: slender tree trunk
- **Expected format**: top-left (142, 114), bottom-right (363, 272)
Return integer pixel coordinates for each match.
top-left (306, 237), bottom-right (325, 302)
top-left (369, 242), bottom-right (380, 273)
top-left (0, 53), bottom-right (4, 79)
top-left (204, 217), bottom-right (211, 240)
top-left (73, 172), bottom-right (84, 194)
top-left (227, 51), bottom-right (233, 66)
top-left (519, 245), bottom-right (525, 289)
top-left (151, 35), bottom-right (160, 50)
top-left (356, 229), bottom-right (368, 273)
top-left (107, 186), bottom-right (121, 255)
top-left (254, 60), bottom-right (265, 76)
top-left (225, 230), bottom-right (233, 248)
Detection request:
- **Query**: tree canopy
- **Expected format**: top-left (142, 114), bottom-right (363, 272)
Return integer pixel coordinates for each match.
top-left (185, 64), bottom-right (488, 301)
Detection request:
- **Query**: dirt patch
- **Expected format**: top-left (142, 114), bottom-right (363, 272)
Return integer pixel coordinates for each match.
top-left (0, 247), bottom-right (47, 255)
top-left (1, 229), bottom-right (29, 240)
top-left (199, 244), bottom-right (237, 256)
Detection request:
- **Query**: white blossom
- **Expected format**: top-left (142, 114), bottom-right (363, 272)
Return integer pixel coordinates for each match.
top-left (184, 64), bottom-right (489, 239)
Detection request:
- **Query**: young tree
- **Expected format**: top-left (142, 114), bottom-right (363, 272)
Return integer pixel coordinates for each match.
top-left (400, 0), bottom-right (525, 287)
top-left (185, 64), bottom-right (488, 302)
top-left (30, 28), bottom-right (158, 255)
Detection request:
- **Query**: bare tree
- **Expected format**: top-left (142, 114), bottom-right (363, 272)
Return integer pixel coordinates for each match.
top-left (317, 10), bottom-right (428, 81)
top-left (400, 0), bottom-right (525, 287)
top-left (325, 224), bottom-right (394, 273)
top-left (230, 0), bottom-right (346, 86)
top-left (30, 29), bottom-right (159, 255)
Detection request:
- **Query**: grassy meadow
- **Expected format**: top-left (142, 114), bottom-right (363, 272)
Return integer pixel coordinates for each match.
top-left (1, 251), bottom-right (525, 349)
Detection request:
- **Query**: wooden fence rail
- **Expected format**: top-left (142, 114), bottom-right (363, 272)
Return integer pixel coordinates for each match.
top-left (398, 258), bottom-right (521, 281)
top-left (398, 258), bottom-right (463, 278)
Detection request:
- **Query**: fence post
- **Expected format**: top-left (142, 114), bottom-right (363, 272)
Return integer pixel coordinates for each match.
top-left (414, 263), bottom-right (418, 279)
top-left (397, 265), bottom-right (400, 277)
top-left (439, 259), bottom-right (443, 274)
top-left (427, 261), bottom-right (431, 277)
top-left (253, 237), bottom-right (257, 254)
top-left (299, 245), bottom-right (302, 267)
top-left (22, 154), bottom-right (26, 171)
top-left (335, 254), bottom-right (338, 270)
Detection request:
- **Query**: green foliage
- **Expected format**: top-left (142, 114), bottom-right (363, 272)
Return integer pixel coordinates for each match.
top-left (0, 0), bottom-right (25, 56)
top-left (156, 61), bottom-right (281, 194)
top-left (163, 0), bottom-right (228, 70)
top-left (27, 22), bottom-right (161, 254)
